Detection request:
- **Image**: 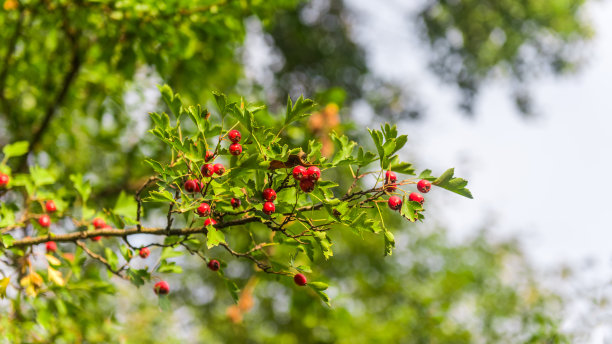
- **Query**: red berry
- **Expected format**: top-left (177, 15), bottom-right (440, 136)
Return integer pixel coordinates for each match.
top-left (306, 166), bottom-right (321, 182)
top-left (91, 236), bottom-right (102, 242)
top-left (0, 173), bottom-right (9, 187)
top-left (230, 198), bottom-right (241, 209)
top-left (139, 247), bottom-right (150, 259)
top-left (228, 130), bottom-right (241, 143)
top-left (409, 192), bottom-right (425, 204)
top-left (201, 164), bottom-right (215, 177)
top-left (92, 217), bottom-right (105, 229)
top-left (388, 196), bottom-right (402, 211)
top-left (39, 214), bottom-right (51, 228)
top-left (196, 202), bottom-right (211, 217)
top-left (229, 143), bottom-right (242, 156)
top-left (204, 218), bottom-right (217, 227)
top-left (154, 281), bottom-right (170, 295)
top-left (262, 188), bottom-right (277, 202)
top-left (385, 183), bottom-right (397, 192)
top-left (205, 151), bottom-right (215, 162)
top-left (208, 259), bottom-right (220, 271)
top-left (263, 201), bottom-right (275, 215)
top-left (293, 273), bottom-right (307, 286)
top-left (213, 163), bottom-right (225, 176)
top-left (46, 241), bottom-right (57, 253)
top-left (292, 166), bottom-right (307, 181)
top-left (300, 179), bottom-right (315, 193)
top-left (45, 200), bottom-right (57, 213)
top-left (385, 171), bottom-right (397, 184)
top-left (184, 179), bottom-right (202, 193)
top-left (417, 180), bottom-right (431, 193)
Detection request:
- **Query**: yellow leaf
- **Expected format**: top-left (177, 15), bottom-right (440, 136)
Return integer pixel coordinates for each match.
top-left (3, 0), bottom-right (18, 10)
top-left (47, 267), bottom-right (65, 286)
top-left (0, 277), bottom-right (10, 299)
top-left (45, 254), bottom-right (61, 266)
top-left (29, 272), bottom-right (43, 287)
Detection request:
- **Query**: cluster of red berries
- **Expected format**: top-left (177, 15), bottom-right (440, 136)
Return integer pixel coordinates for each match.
top-left (227, 129), bottom-right (242, 156)
top-left (0, 173), bottom-right (9, 187)
top-left (262, 188), bottom-right (277, 215)
top-left (292, 165), bottom-right (321, 193)
top-left (37, 200), bottom-right (58, 230)
top-left (385, 170), bottom-right (432, 212)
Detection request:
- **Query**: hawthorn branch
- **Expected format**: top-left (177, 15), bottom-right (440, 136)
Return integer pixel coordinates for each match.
top-left (7, 216), bottom-right (262, 248)
top-left (135, 176), bottom-right (158, 231)
top-left (75, 240), bottom-right (127, 280)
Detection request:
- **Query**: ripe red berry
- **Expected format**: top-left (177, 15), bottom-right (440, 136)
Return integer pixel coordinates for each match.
top-left (231, 198), bottom-right (241, 209)
top-left (139, 247), bottom-right (150, 259)
top-left (46, 241), bottom-right (57, 253)
top-left (262, 188), bottom-right (277, 202)
top-left (213, 163), bottom-right (225, 176)
top-left (293, 273), bottom-right (307, 286)
top-left (184, 179), bottom-right (202, 193)
top-left (91, 236), bottom-right (102, 242)
top-left (409, 192), bottom-right (425, 204)
top-left (306, 166), bottom-right (321, 182)
top-left (229, 143), bottom-right (242, 156)
top-left (417, 180), bottom-right (431, 193)
top-left (208, 259), bottom-right (220, 271)
top-left (385, 171), bottom-right (397, 184)
top-left (196, 202), bottom-right (211, 217)
top-left (292, 165), bottom-right (307, 181)
top-left (45, 200), bottom-right (57, 213)
top-left (228, 130), bottom-right (241, 143)
top-left (154, 281), bottom-right (170, 295)
top-left (205, 151), bottom-right (214, 162)
top-left (0, 173), bottom-right (9, 187)
top-left (388, 196), bottom-right (402, 211)
top-left (300, 179), bottom-right (315, 193)
top-left (39, 214), bottom-right (51, 228)
top-left (204, 218), bottom-right (217, 227)
top-left (92, 217), bottom-right (105, 229)
top-left (263, 201), bottom-right (275, 215)
top-left (201, 164), bottom-right (215, 177)
top-left (385, 183), bottom-right (397, 192)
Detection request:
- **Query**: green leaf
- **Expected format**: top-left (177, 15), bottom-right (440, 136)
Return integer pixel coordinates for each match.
top-left (144, 190), bottom-right (175, 203)
top-left (206, 228), bottom-right (226, 249)
top-left (114, 191), bottom-right (137, 218)
top-left (127, 268), bottom-right (149, 287)
top-left (225, 279), bottom-right (240, 304)
top-left (389, 160), bottom-right (416, 175)
top-left (212, 91), bottom-right (227, 116)
top-left (158, 261), bottom-right (183, 274)
top-left (29, 165), bottom-right (55, 186)
top-left (308, 284), bottom-right (331, 307)
top-left (384, 230), bottom-right (395, 256)
top-left (1, 234), bottom-right (15, 248)
top-left (400, 197), bottom-right (424, 222)
top-left (160, 247), bottom-right (183, 260)
top-left (158, 295), bottom-right (171, 311)
top-left (285, 95), bottom-right (316, 125)
top-left (104, 248), bottom-right (119, 271)
top-left (368, 128), bottom-right (384, 164)
top-left (2, 141), bottom-right (29, 159)
top-left (69, 174), bottom-right (91, 203)
top-left (308, 281), bottom-right (328, 291)
top-left (144, 159), bottom-right (165, 175)
top-left (433, 168), bottom-right (473, 199)
top-left (312, 231), bottom-right (333, 260)
top-left (418, 169), bottom-right (436, 181)
top-left (158, 84), bottom-right (182, 117)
